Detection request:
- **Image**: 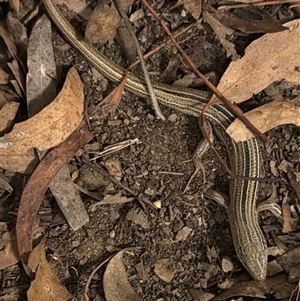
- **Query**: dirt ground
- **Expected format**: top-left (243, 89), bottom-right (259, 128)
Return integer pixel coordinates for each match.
top-left (0, 1), bottom-right (300, 300)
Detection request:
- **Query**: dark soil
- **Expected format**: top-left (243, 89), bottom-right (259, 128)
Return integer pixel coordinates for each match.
top-left (0, 1), bottom-right (299, 300)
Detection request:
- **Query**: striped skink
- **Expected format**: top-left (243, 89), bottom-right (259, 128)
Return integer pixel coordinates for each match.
top-left (43, 0), bottom-right (268, 281)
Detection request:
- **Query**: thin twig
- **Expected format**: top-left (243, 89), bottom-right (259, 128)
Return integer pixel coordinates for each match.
top-left (84, 254), bottom-right (115, 301)
top-left (113, 0), bottom-right (165, 120)
top-left (82, 158), bottom-right (156, 209)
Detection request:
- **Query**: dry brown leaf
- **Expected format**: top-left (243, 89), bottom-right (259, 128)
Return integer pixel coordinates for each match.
top-left (100, 73), bottom-right (128, 115)
top-left (55, 0), bottom-right (88, 15)
top-left (214, 7), bottom-right (286, 34)
top-left (282, 203), bottom-right (298, 233)
top-left (183, 0), bottom-right (202, 20)
top-left (164, 54), bottom-right (181, 83)
top-left (103, 248), bottom-right (142, 301)
top-left (169, 0), bottom-right (184, 10)
top-left (154, 258), bottom-right (177, 282)
top-left (0, 151), bottom-right (38, 174)
top-left (9, 0), bottom-right (20, 14)
top-left (189, 290), bottom-right (215, 301)
top-left (27, 238), bottom-right (71, 301)
top-left (103, 158), bottom-right (123, 181)
top-left (0, 240), bottom-right (20, 270)
top-left (211, 19), bottom-right (300, 104)
top-left (0, 88), bottom-right (18, 109)
top-left (0, 225), bottom-right (19, 270)
top-left (227, 101), bottom-right (300, 141)
top-left (50, 165), bottom-right (90, 231)
top-left (116, 23), bottom-right (138, 64)
top-left (0, 67), bottom-right (84, 173)
top-left (6, 13), bottom-right (27, 44)
top-left (0, 25), bottom-right (17, 59)
top-left (0, 101), bottom-right (19, 134)
top-left (0, 68), bottom-right (9, 84)
top-left (89, 194), bottom-right (134, 212)
top-left (214, 273), bottom-right (296, 300)
top-left (16, 130), bottom-right (93, 273)
top-left (85, 0), bottom-right (135, 44)
top-left (203, 11), bottom-right (238, 60)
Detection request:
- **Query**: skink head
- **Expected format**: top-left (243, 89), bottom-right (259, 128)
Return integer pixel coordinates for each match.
top-left (237, 243), bottom-right (267, 282)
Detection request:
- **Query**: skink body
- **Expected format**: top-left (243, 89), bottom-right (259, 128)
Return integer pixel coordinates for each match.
top-left (43, 0), bottom-right (268, 281)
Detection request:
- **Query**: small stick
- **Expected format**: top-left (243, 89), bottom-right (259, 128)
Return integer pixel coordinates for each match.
top-left (113, 0), bottom-right (165, 120)
top-left (128, 23), bottom-right (195, 69)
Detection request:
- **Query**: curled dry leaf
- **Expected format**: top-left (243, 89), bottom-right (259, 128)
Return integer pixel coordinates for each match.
top-left (100, 73), bottom-right (128, 116)
top-left (116, 21), bottom-right (139, 64)
top-left (27, 239), bottom-right (71, 301)
top-left (0, 67), bottom-right (84, 173)
top-left (93, 193), bottom-right (134, 206)
top-left (227, 101), bottom-right (300, 141)
top-left (16, 130), bottom-right (93, 273)
top-left (210, 19), bottom-right (300, 104)
top-left (214, 7), bottom-right (287, 34)
top-left (103, 248), bottom-right (142, 301)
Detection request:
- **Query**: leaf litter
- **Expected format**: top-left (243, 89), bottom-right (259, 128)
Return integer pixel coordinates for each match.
top-left (103, 247), bottom-right (142, 301)
top-left (228, 101), bottom-right (300, 141)
top-left (27, 16), bottom-right (89, 231)
top-left (27, 238), bottom-right (71, 301)
top-left (0, 67), bottom-right (84, 172)
top-left (0, 222), bottom-right (19, 270)
top-left (210, 19), bottom-right (300, 104)
top-left (0, 0), bottom-right (299, 300)
top-left (16, 129), bottom-right (92, 275)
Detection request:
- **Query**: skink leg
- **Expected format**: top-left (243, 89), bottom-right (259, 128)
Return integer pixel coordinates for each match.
top-left (204, 188), bottom-right (228, 209)
top-left (183, 122), bottom-right (214, 193)
top-left (204, 188), bottom-right (282, 219)
top-left (257, 202), bottom-right (282, 219)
